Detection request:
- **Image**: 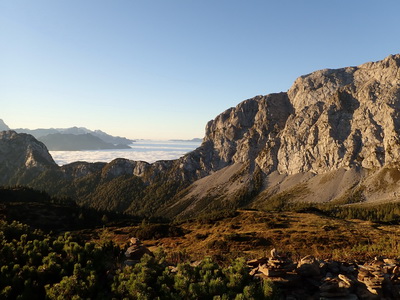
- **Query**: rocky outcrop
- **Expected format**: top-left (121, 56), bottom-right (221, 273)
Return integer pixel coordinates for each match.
top-left (249, 252), bottom-right (400, 299)
top-left (0, 131), bottom-right (57, 185)
top-left (277, 54), bottom-right (400, 174)
top-left (124, 237), bottom-right (153, 266)
top-left (196, 54), bottom-right (400, 176)
top-left (201, 93), bottom-right (292, 174)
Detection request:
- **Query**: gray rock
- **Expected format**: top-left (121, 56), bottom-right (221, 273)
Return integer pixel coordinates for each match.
top-left (296, 255), bottom-right (320, 277)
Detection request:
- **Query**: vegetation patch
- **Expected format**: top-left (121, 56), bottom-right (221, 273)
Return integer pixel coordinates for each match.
top-left (132, 223), bottom-right (187, 240)
top-left (262, 183), bottom-right (310, 211)
top-left (332, 186), bottom-right (366, 205)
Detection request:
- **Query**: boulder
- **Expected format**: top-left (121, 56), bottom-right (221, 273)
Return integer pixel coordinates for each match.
top-left (124, 237), bottom-right (152, 261)
top-left (296, 255), bottom-right (320, 277)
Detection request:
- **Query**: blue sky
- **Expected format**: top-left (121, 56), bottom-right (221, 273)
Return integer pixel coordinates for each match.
top-left (1, 0), bottom-right (399, 139)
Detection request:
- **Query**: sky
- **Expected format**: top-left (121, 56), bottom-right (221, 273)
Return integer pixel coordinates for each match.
top-left (1, 0), bottom-right (399, 140)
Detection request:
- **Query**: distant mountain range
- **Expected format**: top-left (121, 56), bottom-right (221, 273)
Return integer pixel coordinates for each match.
top-left (14, 126), bottom-right (134, 146)
top-left (38, 133), bottom-right (131, 151)
top-left (0, 122), bottom-right (134, 150)
top-left (169, 138), bottom-right (202, 142)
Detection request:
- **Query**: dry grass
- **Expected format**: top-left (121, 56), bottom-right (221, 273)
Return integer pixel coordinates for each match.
top-left (88, 210), bottom-right (400, 263)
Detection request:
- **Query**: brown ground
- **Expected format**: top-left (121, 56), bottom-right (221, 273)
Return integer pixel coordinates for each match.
top-left (86, 210), bottom-right (400, 263)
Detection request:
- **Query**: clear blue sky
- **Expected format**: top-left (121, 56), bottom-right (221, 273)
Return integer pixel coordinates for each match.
top-left (1, 0), bottom-right (399, 139)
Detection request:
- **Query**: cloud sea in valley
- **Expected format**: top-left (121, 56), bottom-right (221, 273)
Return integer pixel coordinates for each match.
top-left (50, 140), bottom-right (202, 166)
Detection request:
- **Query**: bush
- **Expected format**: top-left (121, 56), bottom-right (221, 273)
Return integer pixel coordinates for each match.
top-left (112, 255), bottom-right (279, 299)
top-left (132, 223), bottom-right (186, 240)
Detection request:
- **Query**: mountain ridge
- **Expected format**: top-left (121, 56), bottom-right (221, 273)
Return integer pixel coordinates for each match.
top-left (38, 132), bottom-right (131, 151)
top-left (13, 125), bottom-right (134, 145)
top-left (1, 54), bottom-right (400, 219)
top-left (0, 121), bottom-right (135, 150)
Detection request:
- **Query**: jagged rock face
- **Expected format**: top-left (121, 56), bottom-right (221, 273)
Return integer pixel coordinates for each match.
top-left (277, 54), bottom-right (400, 174)
top-left (199, 54), bottom-right (400, 176)
top-left (200, 93), bottom-right (292, 173)
top-left (0, 131), bottom-right (57, 184)
top-left (0, 131), bottom-right (56, 168)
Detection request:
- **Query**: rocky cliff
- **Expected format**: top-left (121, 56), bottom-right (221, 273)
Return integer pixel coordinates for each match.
top-left (2, 54), bottom-right (400, 218)
top-left (195, 54), bottom-right (400, 177)
top-left (0, 131), bottom-right (58, 185)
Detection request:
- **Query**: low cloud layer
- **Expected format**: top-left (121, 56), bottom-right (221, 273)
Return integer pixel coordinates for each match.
top-left (49, 141), bottom-right (201, 166)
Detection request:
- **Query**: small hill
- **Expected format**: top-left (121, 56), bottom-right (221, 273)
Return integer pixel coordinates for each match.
top-left (38, 133), bottom-right (131, 151)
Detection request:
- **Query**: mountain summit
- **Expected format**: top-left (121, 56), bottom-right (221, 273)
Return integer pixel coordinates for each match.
top-left (1, 54), bottom-right (400, 218)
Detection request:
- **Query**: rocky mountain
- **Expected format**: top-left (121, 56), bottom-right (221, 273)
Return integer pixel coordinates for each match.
top-left (1, 54), bottom-right (400, 219)
top-left (0, 131), bottom-right (58, 185)
top-left (38, 133), bottom-right (131, 151)
top-left (167, 54), bottom-right (400, 217)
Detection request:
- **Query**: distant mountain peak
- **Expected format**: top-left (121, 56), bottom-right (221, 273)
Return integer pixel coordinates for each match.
top-left (12, 126), bottom-right (134, 149)
top-left (0, 119), bottom-right (10, 131)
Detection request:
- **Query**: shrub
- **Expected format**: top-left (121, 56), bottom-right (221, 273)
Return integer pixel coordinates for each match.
top-left (132, 224), bottom-right (186, 240)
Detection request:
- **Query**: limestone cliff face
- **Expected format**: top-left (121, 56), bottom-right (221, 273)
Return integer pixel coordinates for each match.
top-left (277, 54), bottom-right (400, 174)
top-left (195, 54), bottom-right (400, 177)
top-left (203, 93), bottom-right (292, 172)
top-left (167, 93), bottom-right (292, 184)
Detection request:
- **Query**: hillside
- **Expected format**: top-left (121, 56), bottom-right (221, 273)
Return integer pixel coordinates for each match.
top-left (1, 54), bottom-right (400, 219)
